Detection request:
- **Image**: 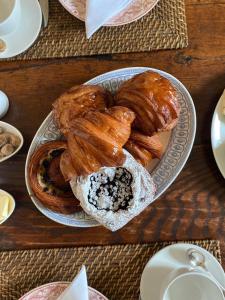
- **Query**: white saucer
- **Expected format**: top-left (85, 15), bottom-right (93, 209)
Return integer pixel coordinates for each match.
top-left (140, 243), bottom-right (225, 300)
top-left (211, 91), bottom-right (225, 178)
top-left (0, 0), bottom-right (42, 59)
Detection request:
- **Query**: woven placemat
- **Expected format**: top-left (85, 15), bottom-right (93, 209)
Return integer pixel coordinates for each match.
top-left (9, 0), bottom-right (188, 60)
top-left (0, 240), bottom-right (220, 300)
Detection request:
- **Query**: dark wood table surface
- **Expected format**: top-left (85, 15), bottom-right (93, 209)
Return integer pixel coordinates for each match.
top-left (0, 0), bottom-right (225, 266)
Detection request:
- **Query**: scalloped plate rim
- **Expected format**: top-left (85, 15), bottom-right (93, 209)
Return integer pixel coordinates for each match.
top-left (58, 0), bottom-right (160, 27)
top-left (19, 281), bottom-right (108, 300)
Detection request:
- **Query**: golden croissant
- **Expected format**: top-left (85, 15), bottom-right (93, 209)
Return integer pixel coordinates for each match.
top-left (53, 84), bottom-right (112, 135)
top-left (60, 106), bottom-right (136, 180)
top-left (115, 71), bottom-right (180, 135)
top-left (125, 130), bottom-right (163, 167)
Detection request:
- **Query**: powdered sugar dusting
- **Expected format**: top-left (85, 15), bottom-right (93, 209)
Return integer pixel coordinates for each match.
top-left (70, 150), bottom-right (156, 231)
top-left (88, 167), bottom-right (133, 212)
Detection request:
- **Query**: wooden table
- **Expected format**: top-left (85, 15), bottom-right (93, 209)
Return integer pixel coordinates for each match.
top-left (0, 0), bottom-right (225, 266)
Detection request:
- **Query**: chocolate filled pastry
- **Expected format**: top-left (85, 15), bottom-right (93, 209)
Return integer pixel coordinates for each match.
top-left (60, 106), bottom-right (136, 180)
top-left (28, 141), bottom-right (81, 214)
top-left (53, 84), bottom-right (113, 135)
top-left (114, 71), bottom-right (180, 135)
top-left (125, 130), bottom-right (163, 167)
top-left (70, 150), bottom-right (156, 231)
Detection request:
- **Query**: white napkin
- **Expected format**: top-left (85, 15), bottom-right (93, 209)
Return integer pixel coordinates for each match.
top-left (57, 266), bottom-right (89, 300)
top-left (85, 0), bottom-right (132, 38)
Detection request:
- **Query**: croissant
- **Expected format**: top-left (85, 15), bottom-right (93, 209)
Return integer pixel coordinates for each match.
top-left (60, 106), bottom-right (136, 180)
top-left (125, 130), bottom-right (163, 167)
top-left (53, 84), bottom-right (112, 135)
top-left (115, 71), bottom-right (180, 135)
top-left (28, 141), bottom-right (81, 214)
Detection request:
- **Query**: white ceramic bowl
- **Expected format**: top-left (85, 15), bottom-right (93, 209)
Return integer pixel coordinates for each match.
top-left (0, 120), bottom-right (23, 163)
top-left (0, 189), bottom-right (15, 224)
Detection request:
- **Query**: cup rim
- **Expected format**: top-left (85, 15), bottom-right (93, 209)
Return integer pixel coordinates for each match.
top-left (0, 0), bottom-right (17, 25)
top-left (162, 271), bottom-right (224, 300)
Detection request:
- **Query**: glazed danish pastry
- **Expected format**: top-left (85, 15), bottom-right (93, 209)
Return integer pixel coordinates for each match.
top-left (115, 71), bottom-right (180, 135)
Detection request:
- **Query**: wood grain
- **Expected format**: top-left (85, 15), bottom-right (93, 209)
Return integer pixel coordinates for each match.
top-left (0, 0), bottom-right (225, 268)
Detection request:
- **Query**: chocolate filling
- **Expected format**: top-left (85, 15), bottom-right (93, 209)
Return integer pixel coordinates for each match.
top-left (87, 167), bottom-right (133, 212)
top-left (39, 149), bottom-right (72, 196)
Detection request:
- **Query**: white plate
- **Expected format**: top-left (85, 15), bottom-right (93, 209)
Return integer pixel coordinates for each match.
top-left (0, 121), bottom-right (24, 163)
top-left (25, 67), bottom-right (196, 227)
top-left (0, 189), bottom-right (15, 224)
top-left (140, 243), bottom-right (225, 300)
top-left (0, 0), bottom-right (42, 59)
top-left (211, 91), bottom-right (225, 178)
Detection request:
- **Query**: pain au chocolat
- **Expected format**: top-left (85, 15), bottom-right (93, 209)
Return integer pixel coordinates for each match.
top-left (28, 141), bottom-right (81, 214)
top-left (114, 71), bottom-right (180, 135)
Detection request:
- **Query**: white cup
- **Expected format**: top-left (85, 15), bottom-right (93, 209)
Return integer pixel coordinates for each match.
top-left (0, 0), bottom-right (21, 36)
top-left (160, 267), bottom-right (224, 300)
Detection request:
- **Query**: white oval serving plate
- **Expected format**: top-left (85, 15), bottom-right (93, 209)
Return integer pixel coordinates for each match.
top-left (25, 67), bottom-right (196, 227)
top-left (0, 121), bottom-right (24, 163)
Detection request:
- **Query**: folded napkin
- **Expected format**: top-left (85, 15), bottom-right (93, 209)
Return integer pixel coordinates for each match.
top-left (85, 0), bottom-right (132, 38)
top-left (57, 265), bottom-right (89, 300)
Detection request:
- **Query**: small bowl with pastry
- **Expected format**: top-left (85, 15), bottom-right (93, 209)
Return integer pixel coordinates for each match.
top-left (25, 67), bottom-right (196, 230)
top-left (0, 121), bottom-right (23, 163)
